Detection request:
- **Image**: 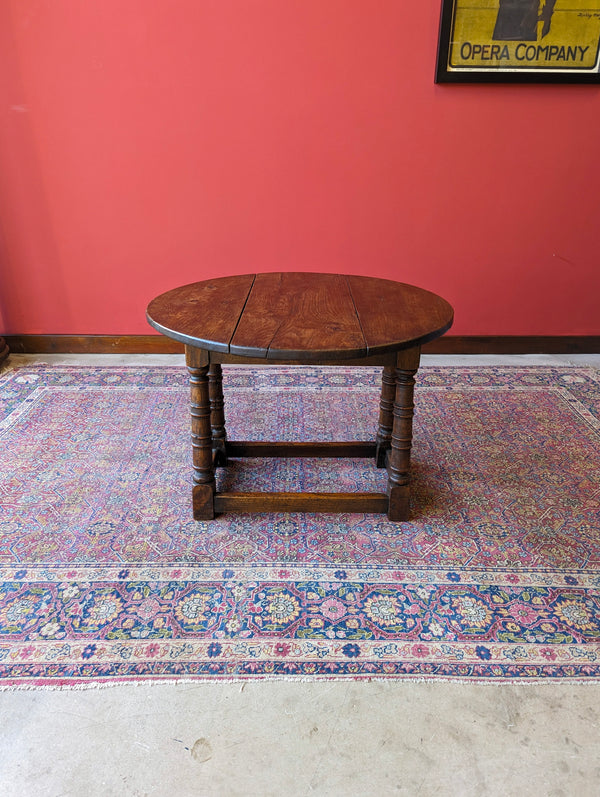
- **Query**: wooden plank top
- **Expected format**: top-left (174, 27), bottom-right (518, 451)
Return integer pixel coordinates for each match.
top-left (146, 272), bottom-right (453, 360)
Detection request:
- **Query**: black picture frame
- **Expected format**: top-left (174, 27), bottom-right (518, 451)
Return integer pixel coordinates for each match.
top-left (435, 0), bottom-right (600, 83)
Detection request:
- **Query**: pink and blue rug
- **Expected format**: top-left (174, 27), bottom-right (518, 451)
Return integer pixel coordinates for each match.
top-left (0, 363), bottom-right (599, 686)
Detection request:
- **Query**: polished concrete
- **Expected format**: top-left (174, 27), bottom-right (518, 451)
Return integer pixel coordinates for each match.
top-left (1, 354), bottom-right (599, 797)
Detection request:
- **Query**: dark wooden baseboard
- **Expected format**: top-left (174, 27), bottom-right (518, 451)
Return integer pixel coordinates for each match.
top-left (425, 336), bottom-right (600, 354)
top-left (3, 334), bottom-right (600, 355)
top-left (5, 335), bottom-right (185, 354)
top-left (0, 337), bottom-right (9, 365)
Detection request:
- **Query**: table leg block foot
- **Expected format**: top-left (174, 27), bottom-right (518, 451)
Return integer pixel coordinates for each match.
top-left (387, 484), bottom-right (410, 521)
top-left (193, 484), bottom-right (215, 520)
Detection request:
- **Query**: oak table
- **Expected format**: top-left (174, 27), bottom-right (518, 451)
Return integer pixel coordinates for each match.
top-left (146, 273), bottom-right (453, 521)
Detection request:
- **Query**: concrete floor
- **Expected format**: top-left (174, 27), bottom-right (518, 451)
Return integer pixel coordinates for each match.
top-left (1, 354), bottom-right (599, 797)
top-left (1, 681), bottom-right (600, 797)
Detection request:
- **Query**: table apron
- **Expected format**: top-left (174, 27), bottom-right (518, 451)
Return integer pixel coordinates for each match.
top-left (185, 346), bottom-right (420, 369)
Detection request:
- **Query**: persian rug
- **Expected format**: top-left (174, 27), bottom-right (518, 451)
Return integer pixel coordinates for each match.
top-left (0, 362), bottom-right (599, 687)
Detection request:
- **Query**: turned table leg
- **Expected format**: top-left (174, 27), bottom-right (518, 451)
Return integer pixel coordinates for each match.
top-left (208, 363), bottom-right (228, 466)
top-left (376, 365), bottom-right (396, 467)
top-left (386, 347), bottom-right (420, 522)
top-left (186, 346), bottom-right (216, 520)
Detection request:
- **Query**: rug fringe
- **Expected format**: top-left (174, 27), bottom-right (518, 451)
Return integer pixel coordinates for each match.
top-left (1, 674), bottom-right (600, 691)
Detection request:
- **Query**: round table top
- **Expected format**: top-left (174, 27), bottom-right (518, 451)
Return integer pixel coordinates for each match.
top-left (146, 272), bottom-right (453, 361)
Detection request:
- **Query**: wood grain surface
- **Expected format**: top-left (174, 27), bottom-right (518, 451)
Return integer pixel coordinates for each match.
top-left (146, 274), bottom-right (255, 352)
top-left (146, 272), bottom-right (454, 359)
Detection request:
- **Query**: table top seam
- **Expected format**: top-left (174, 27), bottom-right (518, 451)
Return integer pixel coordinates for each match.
top-left (228, 273), bottom-right (257, 355)
top-left (345, 275), bottom-right (369, 358)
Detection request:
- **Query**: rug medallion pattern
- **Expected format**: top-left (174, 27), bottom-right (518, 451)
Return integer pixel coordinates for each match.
top-left (0, 364), bottom-right (599, 685)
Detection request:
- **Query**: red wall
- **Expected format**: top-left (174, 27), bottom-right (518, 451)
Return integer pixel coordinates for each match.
top-left (1, 1), bottom-right (599, 336)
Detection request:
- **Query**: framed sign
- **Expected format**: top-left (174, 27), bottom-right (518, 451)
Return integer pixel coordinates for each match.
top-left (436, 0), bottom-right (600, 82)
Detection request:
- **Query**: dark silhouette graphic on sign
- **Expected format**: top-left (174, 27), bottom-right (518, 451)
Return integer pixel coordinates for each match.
top-left (493, 0), bottom-right (557, 41)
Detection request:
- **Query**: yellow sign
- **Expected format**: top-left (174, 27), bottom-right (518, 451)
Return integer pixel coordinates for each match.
top-left (437, 0), bottom-right (600, 79)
